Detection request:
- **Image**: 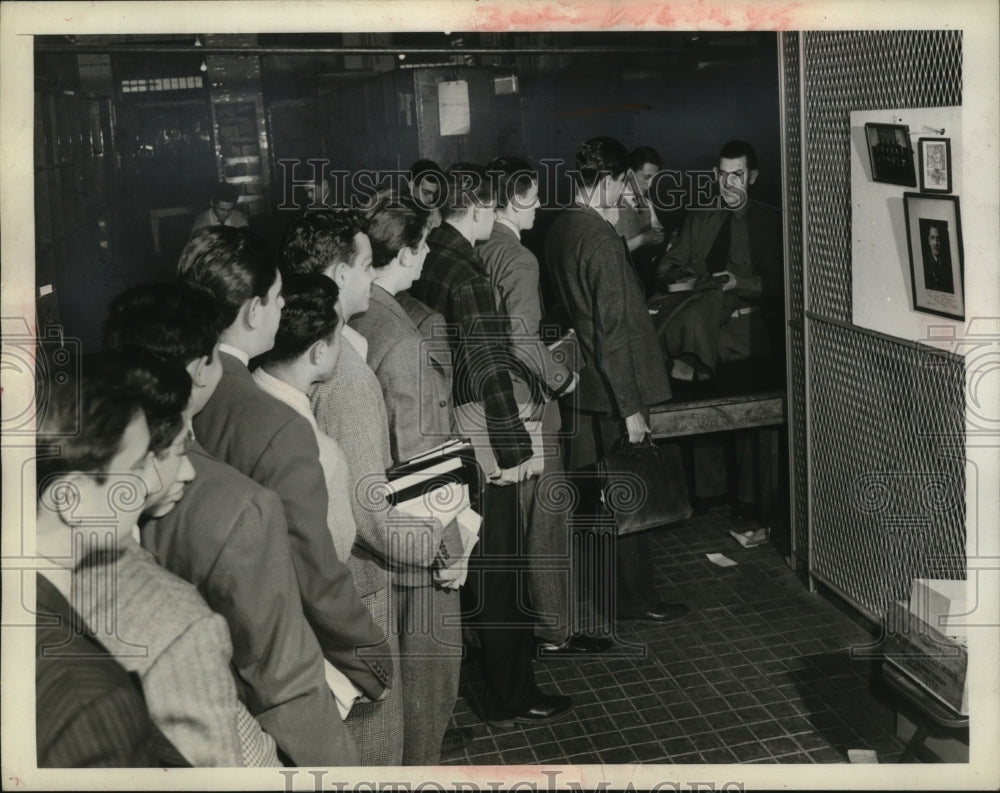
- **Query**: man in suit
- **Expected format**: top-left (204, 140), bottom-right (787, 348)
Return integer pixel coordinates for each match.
top-left (177, 227), bottom-right (393, 743)
top-left (655, 140), bottom-right (783, 381)
top-left (101, 280), bottom-right (356, 766)
top-left (655, 140), bottom-right (783, 519)
top-left (34, 352), bottom-right (186, 768)
top-left (922, 222), bottom-right (954, 293)
top-left (410, 164), bottom-right (574, 728)
top-left (545, 136), bottom-right (689, 625)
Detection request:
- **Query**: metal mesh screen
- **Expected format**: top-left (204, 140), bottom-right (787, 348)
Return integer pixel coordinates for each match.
top-left (799, 30), bottom-right (965, 618)
top-left (802, 31), bottom-right (962, 323)
top-left (809, 320), bottom-right (965, 615)
top-left (780, 32), bottom-right (809, 569)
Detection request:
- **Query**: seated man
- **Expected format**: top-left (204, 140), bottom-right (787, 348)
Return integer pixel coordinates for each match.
top-left (653, 139), bottom-right (783, 518)
top-left (34, 352), bottom-right (186, 768)
top-left (653, 139), bottom-right (782, 382)
top-left (102, 281), bottom-right (353, 766)
top-left (189, 182), bottom-right (249, 237)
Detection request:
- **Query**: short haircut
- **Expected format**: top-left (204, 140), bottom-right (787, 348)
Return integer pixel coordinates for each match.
top-left (281, 210), bottom-right (367, 279)
top-left (36, 351), bottom-right (146, 497)
top-left (628, 146), bottom-right (662, 172)
top-left (262, 273), bottom-right (341, 364)
top-left (102, 281), bottom-right (226, 367)
top-left (574, 137), bottom-right (628, 189)
top-left (718, 140), bottom-right (758, 171)
top-left (210, 182), bottom-right (240, 204)
top-left (442, 163), bottom-right (494, 221)
top-left (410, 159), bottom-right (444, 182)
top-left (178, 226), bottom-right (278, 328)
top-left (487, 156), bottom-right (537, 209)
top-left (366, 192), bottom-right (429, 269)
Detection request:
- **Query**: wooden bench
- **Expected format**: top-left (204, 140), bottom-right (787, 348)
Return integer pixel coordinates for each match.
top-left (646, 360), bottom-right (788, 526)
top-left (649, 389), bottom-right (786, 439)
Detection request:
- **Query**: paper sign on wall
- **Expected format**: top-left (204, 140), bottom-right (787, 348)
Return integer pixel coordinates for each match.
top-left (438, 80), bottom-right (471, 136)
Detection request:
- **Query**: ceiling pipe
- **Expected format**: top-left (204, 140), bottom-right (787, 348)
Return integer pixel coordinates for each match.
top-left (34, 43), bottom-right (721, 56)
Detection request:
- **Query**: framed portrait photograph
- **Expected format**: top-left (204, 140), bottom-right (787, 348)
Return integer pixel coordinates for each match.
top-left (864, 122), bottom-right (917, 186)
top-left (903, 193), bottom-right (964, 320)
top-left (918, 137), bottom-right (952, 193)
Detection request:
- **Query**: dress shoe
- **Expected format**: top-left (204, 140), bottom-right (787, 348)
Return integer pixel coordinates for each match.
top-left (439, 727), bottom-right (475, 757)
top-left (617, 601), bottom-right (690, 624)
top-left (536, 634), bottom-right (614, 656)
top-left (485, 692), bottom-right (574, 728)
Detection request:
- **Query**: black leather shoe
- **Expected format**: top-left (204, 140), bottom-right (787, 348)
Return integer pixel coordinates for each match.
top-left (439, 727), bottom-right (475, 757)
top-left (617, 601), bottom-right (690, 623)
top-left (537, 634), bottom-right (614, 656)
top-left (485, 692), bottom-right (574, 728)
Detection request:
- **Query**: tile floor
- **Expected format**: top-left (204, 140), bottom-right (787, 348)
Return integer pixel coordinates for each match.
top-left (443, 506), bottom-right (913, 765)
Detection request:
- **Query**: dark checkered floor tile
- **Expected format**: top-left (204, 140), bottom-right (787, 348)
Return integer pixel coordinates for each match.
top-left (440, 510), bottom-right (912, 766)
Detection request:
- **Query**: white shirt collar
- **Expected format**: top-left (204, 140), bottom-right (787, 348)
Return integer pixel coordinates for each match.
top-left (342, 324), bottom-right (368, 359)
top-left (251, 368), bottom-right (317, 429)
top-left (218, 342), bottom-right (249, 367)
top-left (496, 216), bottom-right (521, 239)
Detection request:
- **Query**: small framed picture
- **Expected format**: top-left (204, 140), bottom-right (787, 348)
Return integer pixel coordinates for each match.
top-left (864, 122), bottom-right (917, 187)
top-left (903, 193), bottom-right (964, 321)
top-left (918, 137), bottom-right (952, 193)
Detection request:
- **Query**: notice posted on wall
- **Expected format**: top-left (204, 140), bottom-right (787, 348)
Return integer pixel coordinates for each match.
top-left (438, 79), bottom-right (471, 136)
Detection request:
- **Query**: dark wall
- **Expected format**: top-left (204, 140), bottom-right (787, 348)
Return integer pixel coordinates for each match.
top-left (520, 44), bottom-right (781, 218)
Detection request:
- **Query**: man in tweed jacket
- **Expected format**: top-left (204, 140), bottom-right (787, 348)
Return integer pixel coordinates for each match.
top-left (103, 281), bottom-right (355, 766)
top-left (410, 165), bottom-right (573, 727)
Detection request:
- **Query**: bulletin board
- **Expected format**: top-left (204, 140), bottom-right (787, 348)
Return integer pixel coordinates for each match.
top-left (850, 106), bottom-right (963, 342)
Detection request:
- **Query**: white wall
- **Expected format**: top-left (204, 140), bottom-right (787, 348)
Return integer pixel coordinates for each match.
top-left (850, 106), bottom-right (964, 344)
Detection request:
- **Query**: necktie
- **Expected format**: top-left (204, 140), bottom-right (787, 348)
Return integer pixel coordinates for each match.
top-left (705, 212), bottom-right (732, 274)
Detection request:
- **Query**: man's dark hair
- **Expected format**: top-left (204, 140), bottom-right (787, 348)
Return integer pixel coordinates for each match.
top-left (442, 163), bottom-right (494, 221)
top-left (263, 273), bottom-right (341, 364)
top-left (102, 281), bottom-right (225, 367)
top-left (367, 192), bottom-right (429, 270)
top-left (718, 140), bottom-right (758, 171)
top-left (35, 351), bottom-right (189, 499)
top-left (487, 156), bottom-right (537, 209)
top-left (117, 351), bottom-right (191, 456)
top-left (574, 137), bottom-right (628, 189)
top-left (36, 352), bottom-right (146, 498)
top-left (410, 159), bottom-right (444, 182)
top-left (178, 226), bottom-right (278, 328)
top-left (210, 181), bottom-right (240, 204)
top-left (628, 146), bottom-right (662, 172)
top-left (281, 210), bottom-right (367, 279)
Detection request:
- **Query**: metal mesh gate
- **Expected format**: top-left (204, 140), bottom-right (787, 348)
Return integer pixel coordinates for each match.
top-left (778, 32), bottom-right (808, 572)
top-left (784, 30), bottom-right (965, 619)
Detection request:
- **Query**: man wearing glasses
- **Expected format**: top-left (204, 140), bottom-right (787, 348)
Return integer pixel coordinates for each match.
top-left (653, 140), bottom-right (783, 519)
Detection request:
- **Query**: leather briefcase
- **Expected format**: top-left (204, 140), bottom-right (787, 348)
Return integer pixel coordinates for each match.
top-left (597, 436), bottom-right (691, 536)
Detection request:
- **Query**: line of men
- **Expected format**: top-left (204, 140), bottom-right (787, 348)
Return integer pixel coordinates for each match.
top-left (34, 134), bottom-right (779, 767)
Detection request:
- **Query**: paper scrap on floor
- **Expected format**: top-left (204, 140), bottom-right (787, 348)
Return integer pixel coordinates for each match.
top-left (730, 527), bottom-right (771, 548)
top-left (847, 748), bottom-right (879, 763)
top-left (706, 553), bottom-right (738, 567)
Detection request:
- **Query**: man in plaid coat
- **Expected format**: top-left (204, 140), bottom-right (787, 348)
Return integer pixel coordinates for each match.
top-left (410, 164), bottom-right (574, 728)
